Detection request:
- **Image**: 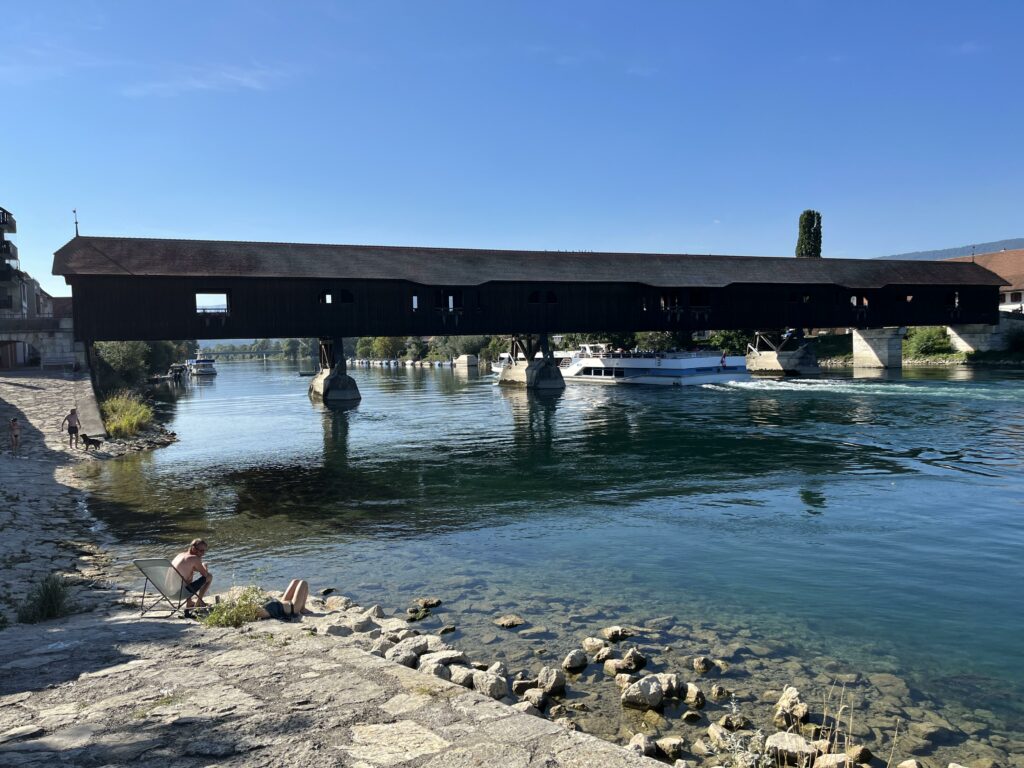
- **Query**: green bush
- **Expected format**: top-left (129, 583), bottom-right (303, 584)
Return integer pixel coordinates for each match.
top-left (904, 326), bottom-right (954, 357)
top-left (202, 586), bottom-right (266, 628)
top-left (101, 390), bottom-right (154, 438)
top-left (17, 574), bottom-right (70, 624)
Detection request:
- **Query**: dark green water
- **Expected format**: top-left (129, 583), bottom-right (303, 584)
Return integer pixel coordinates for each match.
top-left (81, 360), bottom-right (1024, 748)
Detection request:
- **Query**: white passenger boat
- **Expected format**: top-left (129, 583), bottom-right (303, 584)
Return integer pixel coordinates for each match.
top-left (559, 344), bottom-right (748, 386)
top-left (186, 357), bottom-right (218, 376)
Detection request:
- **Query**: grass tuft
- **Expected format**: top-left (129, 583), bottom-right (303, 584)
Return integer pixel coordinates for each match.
top-left (17, 574), bottom-right (71, 624)
top-left (101, 390), bottom-right (154, 438)
top-left (201, 586), bottom-right (265, 628)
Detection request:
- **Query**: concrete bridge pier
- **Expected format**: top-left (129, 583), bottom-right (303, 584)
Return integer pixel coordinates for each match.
top-left (498, 333), bottom-right (565, 390)
top-left (309, 337), bottom-right (361, 403)
top-left (852, 327), bottom-right (906, 368)
top-left (947, 314), bottom-right (1024, 352)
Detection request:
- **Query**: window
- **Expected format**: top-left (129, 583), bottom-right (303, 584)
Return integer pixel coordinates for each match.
top-left (999, 293), bottom-right (1007, 303)
top-left (322, 292), bottom-right (333, 304)
top-left (412, 295), bottom-right (419, 311)
top-left (1012, 292), bottom-right (1022, 303)
top-left (435, 289), bottom-right (463, 312)
top-left (945, 291), bottom-right (960, 309)
top-left (195, 293), bottom-right (229, 315)
top-left (906, 295), bottom-right (914, 303)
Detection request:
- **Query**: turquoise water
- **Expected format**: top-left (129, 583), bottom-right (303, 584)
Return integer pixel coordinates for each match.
top-left (82, 359), bottom-right (1024, 744)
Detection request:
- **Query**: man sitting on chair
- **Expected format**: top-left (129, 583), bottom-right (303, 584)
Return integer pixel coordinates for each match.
top-left (171, 538), bottom-right (213, 607)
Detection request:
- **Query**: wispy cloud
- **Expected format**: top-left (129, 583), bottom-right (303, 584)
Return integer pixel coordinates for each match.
top-left (0, 42), bottom-right (119, 86)
top-left (121, 63), bottom-right (288, 98)
top-left (952, 40), bottom-right (984, 55)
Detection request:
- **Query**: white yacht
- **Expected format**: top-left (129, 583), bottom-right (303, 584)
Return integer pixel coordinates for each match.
top-left (559, 344), bottom-right (747, 386)
top-left (186, 357), bottom-right (218, 376)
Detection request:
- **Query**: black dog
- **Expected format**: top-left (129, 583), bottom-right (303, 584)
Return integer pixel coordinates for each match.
top-left (81, 433), bottom-right (103, 451)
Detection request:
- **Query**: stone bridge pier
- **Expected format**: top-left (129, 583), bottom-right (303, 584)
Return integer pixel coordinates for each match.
top-left (498, 333), bottom-right (565, 390)
top-left (309, 337), bottom-right (361, 403)
top-left (852, 327), bottom-right (907, 368)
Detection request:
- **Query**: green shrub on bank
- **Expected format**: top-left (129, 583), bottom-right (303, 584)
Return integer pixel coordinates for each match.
top-left (202, 586), bottom-right (266, 628)
top-left (101, 390), bottom-right (154, 438)
top-left (17, 574), bottom-right (70, 624)
top-left (904, 326), bottom-right (954, 357)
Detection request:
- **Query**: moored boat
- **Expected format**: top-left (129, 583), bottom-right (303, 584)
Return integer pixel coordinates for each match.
top-left (560, 343), bottom-right (748, 386)
top-left (186, 357), bottom-right (218, 376)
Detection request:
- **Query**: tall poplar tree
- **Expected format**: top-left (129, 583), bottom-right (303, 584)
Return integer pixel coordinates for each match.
top-left (796, 210), bottom-right (823, 258)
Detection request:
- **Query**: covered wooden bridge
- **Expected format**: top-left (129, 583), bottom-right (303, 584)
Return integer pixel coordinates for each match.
top-left (53, 236), bottom-right (1003, 342)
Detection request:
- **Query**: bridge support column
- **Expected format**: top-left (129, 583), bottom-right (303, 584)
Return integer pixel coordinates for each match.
top-left (498, 333), bottom-right (565, 390)
top-left (947, 314), bottom-right (1024, 352)
top-left (852, 327), bottom-right (906, 368)
top-left (309, 337), bottom-right (361, 403)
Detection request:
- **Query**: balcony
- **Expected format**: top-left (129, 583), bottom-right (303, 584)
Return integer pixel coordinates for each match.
top-left (0, 208), bottom-right (15, 234)
top-left (1, 240), bottom-right (18, 262)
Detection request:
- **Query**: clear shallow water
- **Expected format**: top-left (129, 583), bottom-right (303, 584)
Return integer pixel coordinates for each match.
top-left (81, 360), bottom-right (1024, 741)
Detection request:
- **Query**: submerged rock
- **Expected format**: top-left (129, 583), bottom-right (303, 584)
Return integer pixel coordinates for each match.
top-left (581, 637), bottom-right (607, 654)
top-left (602, 625), bottom-right (634, 642)
top-left (494, 614), bottom-right (525, 628)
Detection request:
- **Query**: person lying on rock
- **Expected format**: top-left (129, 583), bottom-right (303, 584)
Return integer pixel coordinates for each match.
top-left (258, 579), bottom-right (310, 621)
top-left (171, 538), bottom-right (213, 608)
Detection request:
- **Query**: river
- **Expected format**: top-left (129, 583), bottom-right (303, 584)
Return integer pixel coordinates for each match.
top-left (77, 359), bottom-right (1024, 759)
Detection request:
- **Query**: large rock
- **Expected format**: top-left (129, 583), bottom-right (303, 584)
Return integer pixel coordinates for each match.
top-left (511, 679), bottom-right (537, 696)
top-left (603, 648), bottom-right (647, 676)
top-left (471, 671), bottom-right (508, 699)
top-left (706, 722), bottom-right (731, 750)
top-left (774, 686), bottom-right (810, 728)
top-left (418, 662), bottom-right (451, 680)
top-left (418, 650), bottom-right (467, 667)
top-left (620, 675), bottom-right (664, 710)
top-left (594, 647), bottom-right (613, 663)
top-left (511, 701), bottom-right (542, 717)
top-left (522, 688), bottom-right (547, 709)
top-left (813, 755), bottom-right (852, 768)
top-left (581, 637), bottom-right (607, 654)
top-left (683, 682), bottom-right (706, 708)
top-left (692, 655), bottom-right (712, 674)
top-left (652, 673), bottom-right (682, 698)
top-left (765, 731), bottom-right (817, 766)
top-left (615, 673), bottom-right (639, 690)
top-left (628, 733), bottom-right (657, 756)
top-left (656, 736), bottom-right (686, 760)
top-left (386, 636), bottom-right (430, 659)
top-left (536, 666), bottom-right (566, 695)
top-left (562, 649), bottom-right (588, 671)
top-left (449, 666), bottom-right (475, 688)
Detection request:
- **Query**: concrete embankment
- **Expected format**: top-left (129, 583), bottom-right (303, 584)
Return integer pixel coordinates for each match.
top-left (0, 371), bottom-right (662, 767)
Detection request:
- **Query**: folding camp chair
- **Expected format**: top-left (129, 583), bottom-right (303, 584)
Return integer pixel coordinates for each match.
top-left (133, 558), bottom-right (194, 618)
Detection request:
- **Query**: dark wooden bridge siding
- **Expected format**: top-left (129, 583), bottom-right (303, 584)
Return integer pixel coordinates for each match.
top-left (66, 275), bottom-right (998, 342)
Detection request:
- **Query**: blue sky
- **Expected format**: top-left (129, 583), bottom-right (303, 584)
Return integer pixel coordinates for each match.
top-left (4, 1), bottom-right (1022, 296)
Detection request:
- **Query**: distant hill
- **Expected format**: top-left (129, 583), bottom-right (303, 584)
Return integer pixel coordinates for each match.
top-left (878, 239), bottom-right (1024, 261)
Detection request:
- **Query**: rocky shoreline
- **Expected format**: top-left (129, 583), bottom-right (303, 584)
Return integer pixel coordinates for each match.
top-left (1, 371), bottom-right (1019, 767)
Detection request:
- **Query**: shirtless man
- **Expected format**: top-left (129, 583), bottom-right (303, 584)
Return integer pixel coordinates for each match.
top-left (61, 408), bottom-right (81, 449)
top-left (171, 538), bottom-right (213, 607)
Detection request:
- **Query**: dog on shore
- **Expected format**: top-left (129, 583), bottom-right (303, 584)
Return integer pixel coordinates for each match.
top-left (81, 433), bottom-right (103, 451)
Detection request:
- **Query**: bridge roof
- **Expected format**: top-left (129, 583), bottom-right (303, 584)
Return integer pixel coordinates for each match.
top-left (54, 236), bottom-right (1005, 289)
